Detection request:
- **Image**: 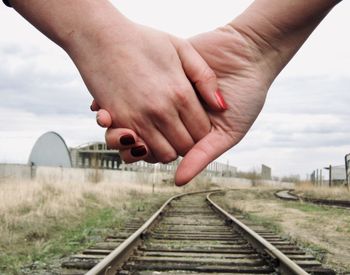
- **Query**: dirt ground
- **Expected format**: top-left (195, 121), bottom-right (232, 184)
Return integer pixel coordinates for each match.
top-left (215, 188), bottom-right (350, 274)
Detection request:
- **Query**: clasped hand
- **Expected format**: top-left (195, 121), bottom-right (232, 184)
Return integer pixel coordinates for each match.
top-left (91, 24), bottom-right (272, 186)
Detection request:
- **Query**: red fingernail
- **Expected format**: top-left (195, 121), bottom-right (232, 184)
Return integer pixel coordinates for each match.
top-left (215, 89), bottom-right (228, 111)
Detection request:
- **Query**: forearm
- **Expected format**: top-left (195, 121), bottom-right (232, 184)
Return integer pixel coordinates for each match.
top-left (10, 0), bottom-right (130, 53)
top-left (230, 0), bottom-right (341, 77)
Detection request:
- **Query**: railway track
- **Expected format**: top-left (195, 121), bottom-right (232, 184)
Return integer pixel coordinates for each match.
top-left (275, 189), bottom-right (350, 209)
top-left (61, 190), bottom-right (335, 275)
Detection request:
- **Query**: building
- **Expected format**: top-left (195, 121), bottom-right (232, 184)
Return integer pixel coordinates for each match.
top-left (70, 142), bottom-right (121, 170)
top-left (28, 132), bottom-right (237, 176)
top-left (28, 132), bottom-right (72, 168)
top-left (28, 132), bottom-right (121, 170)
top-left (261, 164), bottom-right (272, 180)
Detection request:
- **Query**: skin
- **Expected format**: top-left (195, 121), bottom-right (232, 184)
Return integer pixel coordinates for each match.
top-left (10, 0), bottom-right (225, 163)
top-left (94, 0), bottom-right (342, 185)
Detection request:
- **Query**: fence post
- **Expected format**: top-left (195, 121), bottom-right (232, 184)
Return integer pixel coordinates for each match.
top-left (345, 154), bottom-right (350, 191)
top-left (329, 165), bottom-right (332, 188)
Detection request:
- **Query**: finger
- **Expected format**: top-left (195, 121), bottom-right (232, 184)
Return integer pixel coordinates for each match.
top-left (176, 40), bottom-right (227, 111)
top-left (90, 99), bottom-right (100, 112)
top-left (105, 127), bottom-right (154, 152)
top-left (155, 113), bottom-right (194, 156)
top-left (104, 125), bottom-right (160, 163)
top-left (138, 123), bottom-right (179, 164)
top-left (106, 123), bottom-right (177, 164)
top-left (175, 130), bottom-right (233, 186)
top-left (119, 148), bottom-right (157, 164)
top-left (176, 85), bottom-right (211, 142)
top-left (96, 109), bottom-right (113, 128)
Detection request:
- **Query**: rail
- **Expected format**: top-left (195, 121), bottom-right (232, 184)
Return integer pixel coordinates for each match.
top-left (206, 191), bottom-right (309, 275)
top-left (86, 190), bottom-right (218, 275)
top-left (81, 189), bottom-right (331, 275)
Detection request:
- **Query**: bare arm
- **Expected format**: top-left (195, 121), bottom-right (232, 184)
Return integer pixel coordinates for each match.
top-left (8, 0), bottom-right (224, 163)
top-left (231, 0), bottom-right (341, 80)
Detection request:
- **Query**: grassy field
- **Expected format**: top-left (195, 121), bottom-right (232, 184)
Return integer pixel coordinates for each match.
top-left (0, 178), bottom-right (200, 274)
top-left (294, 181), bottom-right (350, 200)
top-left (213, 187), bottom-right (350, 273)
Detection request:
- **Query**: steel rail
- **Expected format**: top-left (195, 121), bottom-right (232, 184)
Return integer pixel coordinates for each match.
top-left (206, 191), bottom-right (309, 275)
top-left (86, 189), bottom-right (219, 275)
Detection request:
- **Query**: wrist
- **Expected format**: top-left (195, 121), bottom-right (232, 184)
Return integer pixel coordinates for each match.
top-left (10, 0), bottom-right (130, 52)
top-left (229, 0), bottom-right (341, 78)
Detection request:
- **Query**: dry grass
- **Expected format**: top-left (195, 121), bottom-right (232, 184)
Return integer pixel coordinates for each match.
top-left (0, 178), bottom-right (179, 235)
top-left (294, 181), bottom-right (350, 200)
top-left (0, 178), bottom-right (186, 274)
top-left (214, 188), bottom-right (350, 273)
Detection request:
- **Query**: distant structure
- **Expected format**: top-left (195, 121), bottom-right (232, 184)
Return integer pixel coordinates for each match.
top-left (206, 161), bottom-right (237, 177)
top-left (261, 164), bottom-right (272, 180)
top-left (346, 153), bottom-right (350, 188)
top-left (70, 142), bottom-right (121, 170)
top-left (311, 162), bottom-right (348, 187)
top-left (28, 132), bottom-right (237, 176)
top-left (28, 132), bottom-right (72, 168)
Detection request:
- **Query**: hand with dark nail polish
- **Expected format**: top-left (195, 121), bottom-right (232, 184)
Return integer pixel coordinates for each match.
top-left (120, 135), bottom-right (135, 146)
top-left (131, 146), bottom-right (147, 157)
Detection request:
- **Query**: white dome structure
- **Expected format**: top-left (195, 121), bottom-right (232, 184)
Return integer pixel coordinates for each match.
top-left (28, 131), bottom-right (72, 167)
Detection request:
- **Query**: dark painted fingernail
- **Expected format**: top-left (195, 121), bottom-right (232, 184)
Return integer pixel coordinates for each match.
top-left (131, 146), bottom-right (147, 157)
top-left (120, 135), bottom-right (135, 146)
top-left (90, 105), bottom-right (94, 111)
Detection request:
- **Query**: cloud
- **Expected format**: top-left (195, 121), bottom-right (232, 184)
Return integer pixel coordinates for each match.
top-left (0, 43), bottom-right (92, 116)
top-left (218, 75), bottom-right (350, 176)
top-left (0, 107), bottom-right (105, 163)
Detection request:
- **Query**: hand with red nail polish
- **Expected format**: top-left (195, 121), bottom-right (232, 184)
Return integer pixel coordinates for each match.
top-left (94, 27), bottom-right (272, 184)
top-left (89, 0), bottom-right (338, 185)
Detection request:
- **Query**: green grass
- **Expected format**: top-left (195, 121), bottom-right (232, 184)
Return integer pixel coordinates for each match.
top-left (0, 193), bottom-right (167, 275)
top-left (1, 207), bottom-right (124, 274)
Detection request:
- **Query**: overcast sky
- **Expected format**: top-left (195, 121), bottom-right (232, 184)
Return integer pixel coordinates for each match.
top-left (0, 1), bottom-right (349, 178)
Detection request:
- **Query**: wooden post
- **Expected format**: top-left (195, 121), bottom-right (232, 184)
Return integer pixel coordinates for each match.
top-left (329, 165), bottom-right (332, 188)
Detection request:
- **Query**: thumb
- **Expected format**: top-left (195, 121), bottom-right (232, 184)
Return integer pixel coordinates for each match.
top-left (175, 130), bottom-right (232, 186)
top-left (96, 109), bottom-right (113, 128)
top-left (176, 40), bottom-right (227, 111)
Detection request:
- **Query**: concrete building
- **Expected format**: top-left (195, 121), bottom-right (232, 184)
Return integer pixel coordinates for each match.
top-left (70, 142), bottom-right (121, 170)
top-left (261, 164), bottom-right (272, 180)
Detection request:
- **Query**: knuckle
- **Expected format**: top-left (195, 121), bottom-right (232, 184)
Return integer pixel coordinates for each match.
top-left (147, 102), bottom-right (166, 118)
top-left (199, 66), bottom-right (216, 83)
top-left (173, 87), bottom-right (190, 107)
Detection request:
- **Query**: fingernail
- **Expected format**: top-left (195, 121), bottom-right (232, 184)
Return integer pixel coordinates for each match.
top-left (120, 134), bottom-right (135, 146)
top-left (131, 146), bottom-right (147, 157)
top-left (90, 105), bottom-right (94, 111)
top-left (215, 89), bottom-right (228, 110)
top-left (96, 114), bottom-right (105, 127)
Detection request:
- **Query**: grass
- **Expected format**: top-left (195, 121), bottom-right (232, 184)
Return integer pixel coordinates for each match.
top-left (0, 178), bottom-right (182, 274)
top-left (212, 188), bottom-right (350, 273)
top-left (294, 181), bottom-right (350, 200)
